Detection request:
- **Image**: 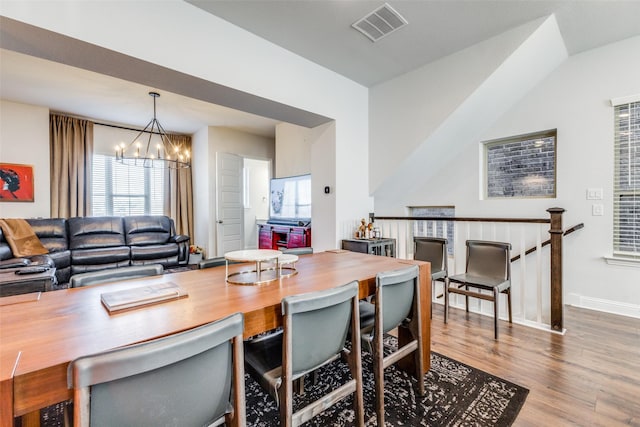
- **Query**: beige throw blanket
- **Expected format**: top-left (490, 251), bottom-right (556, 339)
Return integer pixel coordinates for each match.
top-left (0, 218), bottom-right (49, 257)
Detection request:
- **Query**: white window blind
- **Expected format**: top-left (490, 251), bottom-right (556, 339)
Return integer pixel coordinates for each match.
top-left (613, 101), bottom-right (640, 257)
top-left (92, 154), bottom-right (165, 217)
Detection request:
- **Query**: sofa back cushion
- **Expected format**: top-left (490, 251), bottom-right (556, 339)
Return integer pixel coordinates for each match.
top-left (26, 218), bottom-right (69, 253)
top-left (68, 217), bottom-right (126, 249)
top-left (124, 216), bottom-right (174, 246)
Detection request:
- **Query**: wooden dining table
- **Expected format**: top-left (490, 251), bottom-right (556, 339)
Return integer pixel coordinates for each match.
top-left (0, 250), bottom-right (430, 427)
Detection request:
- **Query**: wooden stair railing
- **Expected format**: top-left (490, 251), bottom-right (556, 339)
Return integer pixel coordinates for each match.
top-left (373, 207), bottom-right (569, 331)
top-left (511, 223), bottom-right (584, 262)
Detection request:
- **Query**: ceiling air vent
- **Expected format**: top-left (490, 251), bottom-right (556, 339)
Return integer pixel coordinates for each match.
top-left (352, 3), bottom-right (408, 42)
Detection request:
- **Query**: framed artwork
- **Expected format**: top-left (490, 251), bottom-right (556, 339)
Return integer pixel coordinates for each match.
top-left (0, 163), bottom-right (34, 202)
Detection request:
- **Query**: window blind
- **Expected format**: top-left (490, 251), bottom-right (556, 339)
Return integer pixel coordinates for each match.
top-left (92, 154), bottom-right (165, 217)
top-left (613, 101), bottom-right (640, 257)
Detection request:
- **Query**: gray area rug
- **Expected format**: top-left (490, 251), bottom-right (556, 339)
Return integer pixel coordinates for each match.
top-left (246, 341), bottom-right (528, 426)
top-left (36, 339), bottom-right (527, 427)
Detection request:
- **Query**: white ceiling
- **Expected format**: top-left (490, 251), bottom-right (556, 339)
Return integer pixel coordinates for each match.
top-left (2, 1), bottom-right (640, 136)
top-left (0, 49), bottom-right (282, 137)
top-left (187, 0), bottom-right (640, 87)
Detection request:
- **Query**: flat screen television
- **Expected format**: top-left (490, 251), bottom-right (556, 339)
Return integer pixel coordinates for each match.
top-left (269, 173), bottom-right (311, 224)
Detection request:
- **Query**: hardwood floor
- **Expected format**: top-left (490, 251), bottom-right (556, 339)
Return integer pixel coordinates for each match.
top-left (430, 304), bottom-right (640, 426)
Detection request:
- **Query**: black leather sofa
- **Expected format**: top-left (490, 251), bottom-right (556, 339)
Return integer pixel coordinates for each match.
top-left (0, 215), bottom-right (189, 288)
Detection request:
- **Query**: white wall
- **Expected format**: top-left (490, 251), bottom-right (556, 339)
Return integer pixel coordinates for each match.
top-left (274, 121), bottom-right (337, 250)
top-left (0, 100), bottom-right (50, 218)
top-left (372, 35), bottom-right (640, 318)
top-left (0, 0), bottom-right (372, 249)
top-left (482, 36), bottom-right (640, 317)
top-left (197, 127), bottom-right (274, 256)
top-left (370, 16), bottom-right (567, 204)
top-left (243, 157), bottom-right (270, 249)
top-left (275, 123), bottom-right (312, 178)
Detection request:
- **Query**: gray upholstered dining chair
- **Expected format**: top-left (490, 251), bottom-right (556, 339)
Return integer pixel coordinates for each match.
top-left (244, 281), bottom-right (365, 427)
top-left (67, 312), bottom-right (245, 427)
top-left (198, 256), bottom-right (227, 269)
top-left (281, 247), bottom-right (313, 255)
top-left (69, 264), bottom-right (164, 288)
top-left (413, 237), bottom-right (448, 315)
top-left (445, 240), bottom-right (512, 339)
top-left (359, 265), bottom-right (425, 427)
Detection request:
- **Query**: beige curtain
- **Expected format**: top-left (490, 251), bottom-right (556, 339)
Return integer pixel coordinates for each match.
top-left (167, 134), bottom-right (194, 238)
top-left (50, 114), bottom-right (94, 218)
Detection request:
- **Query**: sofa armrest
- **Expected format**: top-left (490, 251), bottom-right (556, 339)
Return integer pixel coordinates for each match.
top-left (169, 234), bottom-right (190, 244)
top-left (170, 234), bottom-right (190, 264)
top-left (0, 258), bottom-right (31, 269)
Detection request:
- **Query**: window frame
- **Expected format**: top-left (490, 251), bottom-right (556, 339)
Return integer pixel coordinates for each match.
top-left (612, 100), bottom-right (640, 259)
top-left (409, 206), bottom-right (455, 256)
top-left (483, 129), bottom-right (557, 200)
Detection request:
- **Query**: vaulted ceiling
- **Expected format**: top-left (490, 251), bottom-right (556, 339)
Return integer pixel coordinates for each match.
top-left (2, 1), bottom-right (639, 135)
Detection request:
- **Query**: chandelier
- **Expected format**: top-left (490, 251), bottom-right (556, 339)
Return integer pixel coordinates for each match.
top-left (115, 92), bottom-right (190, 169)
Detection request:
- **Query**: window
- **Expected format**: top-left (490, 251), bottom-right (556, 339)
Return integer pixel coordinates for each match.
top-left (92, 154), bottom-right (165, 216)
top-left (410, 206), bottom-right (455, 255)
top-left (613, 101), bottom-right (640, 257)
top-left (484, 129), bottom-right (556, 199)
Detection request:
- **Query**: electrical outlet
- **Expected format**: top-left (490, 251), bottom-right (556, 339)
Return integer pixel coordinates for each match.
top-left (592, 204), bottom-right (604, 216)
top-left (587, 188), bottom-right (603, 200)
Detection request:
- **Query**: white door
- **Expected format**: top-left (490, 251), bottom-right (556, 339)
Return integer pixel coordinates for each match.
top-left (216, 152), bottom-right (244, 256)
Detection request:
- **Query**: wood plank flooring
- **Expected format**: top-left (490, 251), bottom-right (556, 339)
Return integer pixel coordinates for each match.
top-left (430, 304), bottom-right (640, 426)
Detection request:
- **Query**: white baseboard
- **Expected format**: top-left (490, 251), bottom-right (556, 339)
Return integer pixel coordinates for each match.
top-left (567, 293), bottom-right (640, 319)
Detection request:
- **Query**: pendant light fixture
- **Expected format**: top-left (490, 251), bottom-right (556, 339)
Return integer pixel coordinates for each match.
top-left (115, 92), bottom-right (190, 169)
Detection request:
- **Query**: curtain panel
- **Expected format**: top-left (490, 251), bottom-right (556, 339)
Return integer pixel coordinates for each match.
top-left (50, 114), bottom-right (94, 218)
top-left (167, 134), bottom-right (194, 239)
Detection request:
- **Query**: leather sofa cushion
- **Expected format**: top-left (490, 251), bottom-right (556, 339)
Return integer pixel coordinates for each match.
top-left (130, 243), bottom-right (178, 260)
top-left (27, 218), bottom-right (69, 252)
top-left (71, 246), bottom-right (130, 265)
top-left (71, 261), bottom-right (131, 276)
top-left (68, 217), bottom-right (126, 249)
top-left (124, 216), bottom-right (173, 246)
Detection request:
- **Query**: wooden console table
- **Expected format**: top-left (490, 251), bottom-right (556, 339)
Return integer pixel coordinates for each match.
top-left (342, 238), bottom-right (396, 257)
top-left (0, 268), bottom-right (57, 297)
top-left (258, 222), bottom-right (311, 250)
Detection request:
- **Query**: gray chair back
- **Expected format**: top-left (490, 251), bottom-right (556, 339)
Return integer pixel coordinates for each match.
top-left (414, 237), bottom-right (447, 280)
top-left (376, 265), bottom-right (420, 334)
top-left (283, 281), bottom-right (357, 375)
top-left (282, 247), bottom-right (313, 255)
top-left (69, 264), bottom-right (164, 288)
top-left (68, 312), bottom-right (244, 427)
top-left (361, 264), bottom-right (424, 426)
top-left (198, 257), bottom-right (226, 269)
top-left (465, 240), bottom-right (511, 280)
top-left (244, 281), bottom-right (364, 426)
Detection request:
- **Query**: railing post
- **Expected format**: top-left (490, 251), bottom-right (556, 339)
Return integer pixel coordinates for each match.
top-left (547, 207), bottom-right (565, 331)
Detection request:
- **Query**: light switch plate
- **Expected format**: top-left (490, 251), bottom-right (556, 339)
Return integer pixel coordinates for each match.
top-left (587, 188), bottom-right (603, 200)
top-left (592, 204), bottom-right (604, 216)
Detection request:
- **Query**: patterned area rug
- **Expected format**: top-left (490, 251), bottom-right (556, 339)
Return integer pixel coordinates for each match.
top-left (36, 340), bottom-right (527, 427)
top-left (246, 341), bottom-right (528, 426)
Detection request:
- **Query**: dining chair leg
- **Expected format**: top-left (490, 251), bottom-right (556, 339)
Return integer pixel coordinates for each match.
top-left (507, 288), bottom-right (513, 323)
top-left (413, 335), bottom-right (425, 397)
top-left (465, 285), bottom-right (469, 312)
top-left (430, 280), bottom-right (434, 319)
top-left (373, 338), bottom-right (385, 427)
top-left (443, 281), bottom-right (449, 324)
top-left (493, 288), bottom-right (499, 339)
